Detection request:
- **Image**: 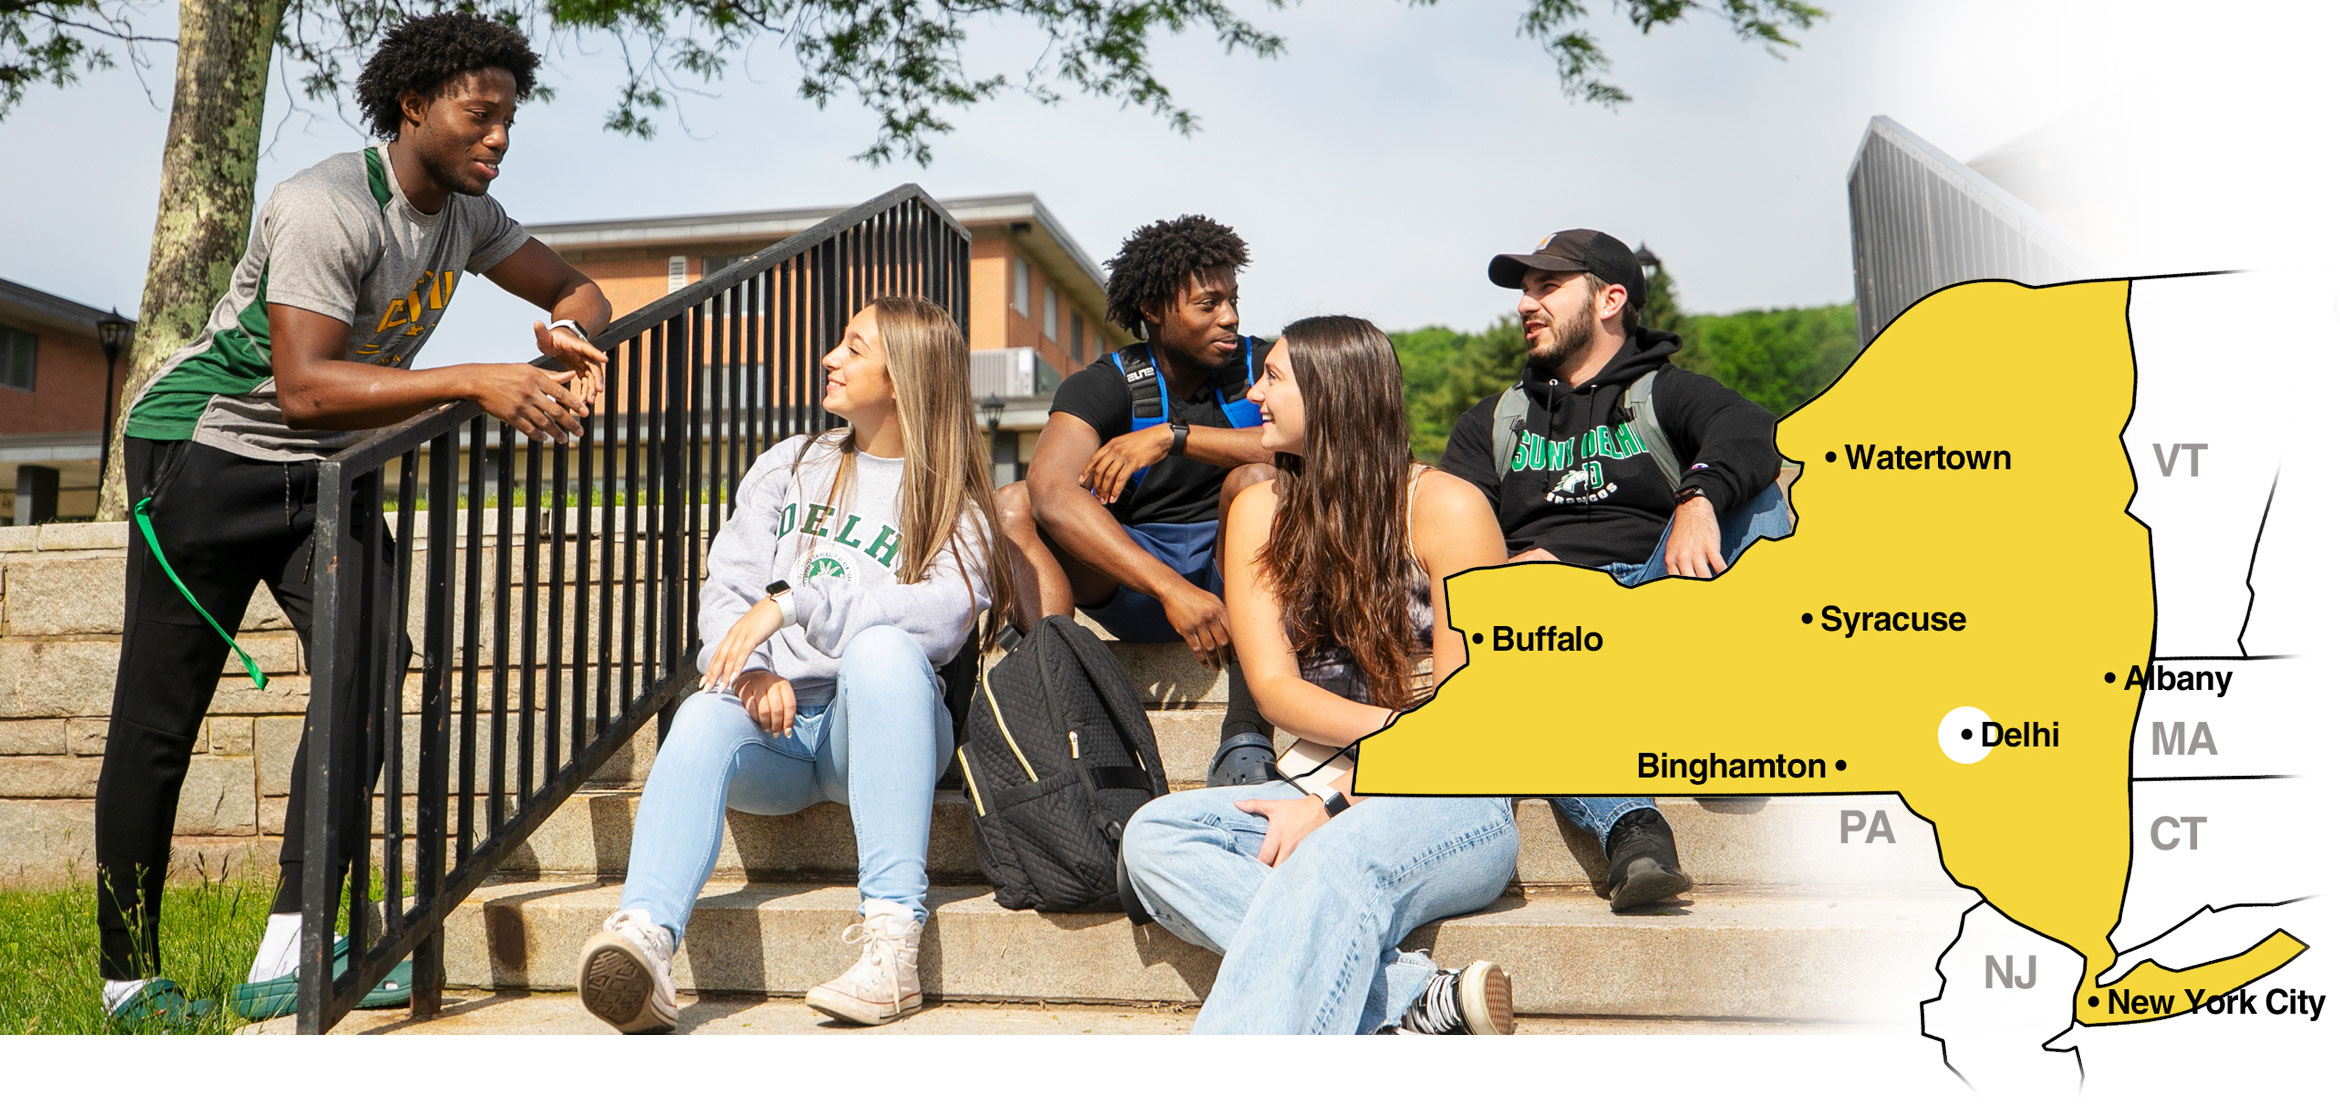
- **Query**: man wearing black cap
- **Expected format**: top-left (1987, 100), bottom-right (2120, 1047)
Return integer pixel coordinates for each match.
top-left (1439, 228), bottom-right (1793, 911)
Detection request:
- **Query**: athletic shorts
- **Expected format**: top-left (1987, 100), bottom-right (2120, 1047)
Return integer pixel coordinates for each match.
top-left (1077, 518), bottom-right (1222, 643)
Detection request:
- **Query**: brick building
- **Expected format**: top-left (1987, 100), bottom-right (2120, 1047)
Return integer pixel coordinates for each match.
top-left (0, 279), bottom-right (132, 524)
top-left (530, 193), bottom-right (1133, 482)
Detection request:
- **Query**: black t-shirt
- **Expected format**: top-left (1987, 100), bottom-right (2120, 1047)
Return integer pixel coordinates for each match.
top-left (1047, 339), bottom-right (1268, 525)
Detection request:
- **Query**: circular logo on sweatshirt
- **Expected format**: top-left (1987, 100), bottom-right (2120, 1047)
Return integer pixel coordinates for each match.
top-left (798, 547), bottom-right (856, 584)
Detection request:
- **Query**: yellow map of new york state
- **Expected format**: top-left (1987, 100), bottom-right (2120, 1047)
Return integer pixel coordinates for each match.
top-left (1356, 280), bottom-right (2303, 1027)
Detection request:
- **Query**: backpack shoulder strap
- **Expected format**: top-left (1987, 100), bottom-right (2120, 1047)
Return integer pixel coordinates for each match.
top-left (1212, 337), bottom-right (1263, 428)
top-left (1624, 371), bottom-right (1684, 490)
top-left (1114, 344), bottom-right (1167, 431)
top-left (1491, 384), bottom-right (1530, 480)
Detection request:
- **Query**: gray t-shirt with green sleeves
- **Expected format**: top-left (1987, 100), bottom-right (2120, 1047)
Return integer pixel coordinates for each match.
top-left (125, 142), bottom-right (530, 461)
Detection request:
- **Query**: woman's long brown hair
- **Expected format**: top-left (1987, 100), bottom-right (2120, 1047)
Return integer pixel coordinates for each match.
top-left (806, 296), bottom-right (1017, 643)
top-left (1258, 315), bottom-right (1423, 710)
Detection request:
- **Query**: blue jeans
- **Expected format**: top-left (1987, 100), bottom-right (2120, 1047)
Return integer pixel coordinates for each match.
top-left (1600, 481), bottom-right (1794, 588)
top-left (1120, 784), bottom-right (1519, 1034)
top-left (1556, 483), bottom-right (1797, 843)
top-left (617, 625), bottom-right (953, 945)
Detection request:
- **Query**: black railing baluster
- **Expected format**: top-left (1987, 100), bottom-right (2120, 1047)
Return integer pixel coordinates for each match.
top-left (686, 303), bottom-right (706, 645)
top-left (414, 432), bottom-right (457, 1019)
top-left (490, 426), bottom-right (514, 832)
top-left (545, 423), bottom-right (568, 780)
top-left (518, 441), bottom-right (541, 802)
top-left (459, 416), bottom-right (484, 863)
top-left (622, 336), bottom-right (642, 714)
top-left (659, 315), bottom-right (686, 735)
top-left (574, 391), bottom-right (596, 768)
top-left (385, 451), bottom-right (418, 951)
top-left (727, 287), bottom-right (741, 509)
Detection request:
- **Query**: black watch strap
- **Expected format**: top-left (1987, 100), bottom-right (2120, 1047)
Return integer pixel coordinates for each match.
top-left (1168, 420), bottom-right (1190, 457)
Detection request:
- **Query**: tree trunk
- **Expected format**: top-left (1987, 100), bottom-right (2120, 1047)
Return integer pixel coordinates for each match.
top-left (97, 0), bottom-right (285, 520)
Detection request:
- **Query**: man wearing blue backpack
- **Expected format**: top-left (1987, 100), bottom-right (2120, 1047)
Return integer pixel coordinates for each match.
top-left (1440, 228), bottom-right (1794, 911)
top-left (996, 216), bottom-right (1279, 786)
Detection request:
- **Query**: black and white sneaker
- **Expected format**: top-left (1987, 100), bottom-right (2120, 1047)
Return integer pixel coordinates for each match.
top-left (1386, 960), bottom-right (1515, 1035)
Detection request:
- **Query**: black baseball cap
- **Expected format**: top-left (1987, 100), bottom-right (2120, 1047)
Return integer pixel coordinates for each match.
top-left (1488, 228), bottom-right (1645, 309)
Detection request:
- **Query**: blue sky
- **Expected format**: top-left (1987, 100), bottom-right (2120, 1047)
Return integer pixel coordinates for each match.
top-left (1, 1), bottom-right (2330, 365)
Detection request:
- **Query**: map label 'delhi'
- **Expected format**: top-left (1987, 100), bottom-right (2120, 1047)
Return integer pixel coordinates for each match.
top-left (1981, 720), bottom-right (2059, 747)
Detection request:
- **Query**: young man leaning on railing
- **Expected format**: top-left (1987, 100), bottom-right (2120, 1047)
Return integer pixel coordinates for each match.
top-left (94, 11), bottom-right (610, 1030)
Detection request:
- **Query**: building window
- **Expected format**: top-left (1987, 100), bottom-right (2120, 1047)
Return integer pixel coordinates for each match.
top-left (0, 325), bottom-right (34, 393)
top-left (1042, 283), bottom-right (1058, 342)
top-left (1071, 313), bottom-right (1086, 361)
top-left (667, 255), bottom-right (689, 293)
top-left (1012, 257), bottom-right (1030, 317)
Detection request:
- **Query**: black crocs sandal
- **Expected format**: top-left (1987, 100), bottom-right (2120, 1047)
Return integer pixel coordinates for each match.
top-left (1206, 736), bottom-right (1279, 788)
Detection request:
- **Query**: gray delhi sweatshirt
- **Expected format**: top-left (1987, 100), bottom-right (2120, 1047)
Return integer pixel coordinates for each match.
top-left (696, 432), bottom-right (993, 706)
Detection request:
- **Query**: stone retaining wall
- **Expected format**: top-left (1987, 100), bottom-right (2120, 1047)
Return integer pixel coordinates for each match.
top-left (0, 519), bottom-right (656, 889)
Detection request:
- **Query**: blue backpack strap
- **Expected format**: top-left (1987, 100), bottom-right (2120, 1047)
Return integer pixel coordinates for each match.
top-left (1212, 336), bottom-right (1263, 428)
top-left (1117, 344), bottom-right (1172, 496)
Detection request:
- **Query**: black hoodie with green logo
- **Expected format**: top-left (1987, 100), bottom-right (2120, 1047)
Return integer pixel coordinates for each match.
top-left (1438, 328), bottom-right (1780, 568)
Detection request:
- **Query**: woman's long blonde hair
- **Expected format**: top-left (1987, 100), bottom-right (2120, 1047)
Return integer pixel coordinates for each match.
top-left (802, 296), bottom-right (1016, 642)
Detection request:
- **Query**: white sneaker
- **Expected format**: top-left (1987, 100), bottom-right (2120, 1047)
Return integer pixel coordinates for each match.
top-left (805, 899), bottom-right (923, 1025)
top-left (577, 908), bottom-right (679, 1034)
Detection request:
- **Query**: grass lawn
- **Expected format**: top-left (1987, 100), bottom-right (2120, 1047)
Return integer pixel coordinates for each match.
top-left (0, 874), bottom-right (273, 1035)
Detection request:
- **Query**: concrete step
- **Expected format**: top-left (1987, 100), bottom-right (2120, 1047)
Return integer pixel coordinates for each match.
top-left (442, 880), bottom-right (1969, 1022)
top-left (498, 788), bottom-right (1952, 890)
top-left (267, 990), bottom-right (1860, 1035)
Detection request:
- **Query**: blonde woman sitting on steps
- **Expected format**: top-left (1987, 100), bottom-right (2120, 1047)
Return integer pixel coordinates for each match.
top-left (576, 296), bottom-right (1013, 1033)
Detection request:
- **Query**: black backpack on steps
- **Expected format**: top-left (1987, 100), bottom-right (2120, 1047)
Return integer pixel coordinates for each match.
top-left (953, 615), bottom-right (1170, 911)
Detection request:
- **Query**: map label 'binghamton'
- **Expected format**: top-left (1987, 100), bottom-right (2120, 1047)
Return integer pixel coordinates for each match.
top-left (1638, 751), bottom-right (1835, 785)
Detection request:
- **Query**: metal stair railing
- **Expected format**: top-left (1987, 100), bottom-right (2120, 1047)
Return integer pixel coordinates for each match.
top-left (294, 184), bottom-right (971, 1033)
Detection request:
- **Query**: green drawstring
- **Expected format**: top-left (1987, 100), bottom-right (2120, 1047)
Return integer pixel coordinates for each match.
top-left (133, 497), bottom-right (266, 690)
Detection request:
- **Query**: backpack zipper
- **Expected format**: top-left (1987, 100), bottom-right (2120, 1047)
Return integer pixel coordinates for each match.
top-left (956, 748), bottom-right (987, 816)
top-left (980, 664), bottom-right (1039, 781)
top-left (1069, 729), bottom-right (1079, 760)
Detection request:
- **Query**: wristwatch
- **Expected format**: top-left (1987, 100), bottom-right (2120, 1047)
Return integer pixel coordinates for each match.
top-left (1319, 787), bottom-right (1350, 819)
top-left (1167, 419), bottom-right (1191, 457)
top-left (549, 318), bottom-right (587, 340)
top-left (1672, 484), bottom-right (1709, 506)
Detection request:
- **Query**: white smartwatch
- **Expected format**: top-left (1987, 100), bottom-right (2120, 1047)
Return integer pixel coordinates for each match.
top-left (548, 318), bottom-right (586, 340)
top-left (763, 579), bottom-right (800, 628)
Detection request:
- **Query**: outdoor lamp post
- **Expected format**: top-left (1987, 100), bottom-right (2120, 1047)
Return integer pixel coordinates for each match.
top-left (1634, 243), bottom-right (1662, 281)
top-left (981, 394), bottom-right (1006, 486)
top-left (94, 307), bottom-right (133, 498)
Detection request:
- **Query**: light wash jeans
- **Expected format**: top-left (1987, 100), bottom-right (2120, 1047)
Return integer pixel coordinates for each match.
top-left (1556, 483), bottom-right (1798, 845)
top-left (1120, 783), bottom-right (1518, 1034)
top-left (617, 625), bottom-right (953, 946)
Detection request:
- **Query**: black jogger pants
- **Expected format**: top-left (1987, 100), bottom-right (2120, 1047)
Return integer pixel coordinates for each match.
top-left (94, 436), bottom-right (393, 982)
